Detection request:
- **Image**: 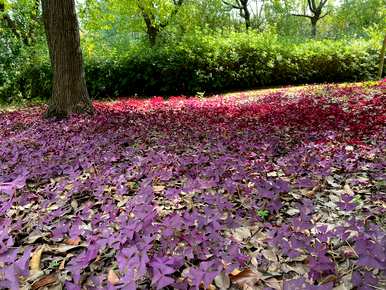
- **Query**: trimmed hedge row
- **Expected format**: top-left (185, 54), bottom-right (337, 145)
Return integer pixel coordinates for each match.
top-left (1, 34), bottom-right (382, 101)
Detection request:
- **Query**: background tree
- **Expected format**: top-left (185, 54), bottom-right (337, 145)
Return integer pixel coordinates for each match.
top-left (250, 0), bottom-right (267, 31)
top-left (379, 34), bottom-right (386, 79)
top-left (292, 0), bottom-right (329, 38)
top-left (85, 0), bottom-right (188, 47)
top-left (333, 0), bottom-right (385, 37)
top-left (222, 0), bottom-right (251, 30)
top-left (42, 0), bottom-right (92, 118)
top-left (167, 0), bottom-right (232, 36)
top-left (0, 0), bottom-right (41, 46)
top-left (264, 0), bottom-right (302, 36)
top-left (137, 0), bottom-right (185, 46)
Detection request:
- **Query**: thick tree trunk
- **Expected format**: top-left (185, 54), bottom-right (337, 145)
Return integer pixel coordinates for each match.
top-left (42, 0), bottom-right (93, 118)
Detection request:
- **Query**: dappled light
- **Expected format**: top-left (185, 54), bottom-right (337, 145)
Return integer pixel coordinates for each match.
top-left (1, 82), bottom-right (385, 289)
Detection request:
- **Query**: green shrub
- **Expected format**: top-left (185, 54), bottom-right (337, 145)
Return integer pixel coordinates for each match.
top-left (0, 33), bottom-right (50, 104)
top-left (1, 31), bottom-right (383, 102)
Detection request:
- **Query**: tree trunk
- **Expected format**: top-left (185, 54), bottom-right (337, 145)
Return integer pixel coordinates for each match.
top-left (243, 5), bottom-right (251, 30)
top-left (378, 34), bottom-right (386, 79)
top-left (147, 25), bottom-right (159, 47)
top-left (42, 0), bottom-right (93, 118)
top-left (140, 8), bottom-right (160, 47)
top-left (311, 18), bottom-right (317, 38)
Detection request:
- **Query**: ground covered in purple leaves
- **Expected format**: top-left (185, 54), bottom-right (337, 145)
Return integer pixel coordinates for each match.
top-left (0, 81), bottom-right (385, 290)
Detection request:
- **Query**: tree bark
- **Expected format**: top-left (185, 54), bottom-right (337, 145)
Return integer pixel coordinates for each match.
top-left (311, 18), bottom-right (317, 38)
top-left (147, 26), bottom-right (159, 46)
top-left (42, 0), bottom-right (93, 118)
top-left (223, 0), bottom-right (251, 31)
top-left (378, 34), bottom-right (386, 79)
top-left (140, 8), bottom-right (160, 47)
top-left (242, 2), bottom-right (251, 30)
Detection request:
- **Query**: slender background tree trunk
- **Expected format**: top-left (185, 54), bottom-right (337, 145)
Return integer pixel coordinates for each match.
top-left (42, 0), bottom-right (92, 118)
top-left (147, 26), bottom-right (159, 46)
top-left (378, 34), bottom-right (386, 79)
top-left (243, 4), bottom-right (251, 30)
top-left (311, 18), bottom-right (317, 38)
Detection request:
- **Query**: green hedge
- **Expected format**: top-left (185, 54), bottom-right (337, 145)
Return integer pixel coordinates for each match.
top-left (1, 32), bottom-right (383, 101)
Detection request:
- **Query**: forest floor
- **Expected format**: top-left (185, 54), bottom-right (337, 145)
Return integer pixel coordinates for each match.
top-left (0, 81), bottom-right (385, 290)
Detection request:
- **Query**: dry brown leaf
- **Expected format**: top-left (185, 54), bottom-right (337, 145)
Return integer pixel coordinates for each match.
top-left (262, 249), bottom-right (278, 262)
top-left (326, 176), bottom-right (340, 188)
top-left (304, 189), bottom-right (316, 198)
top-left (303, 181), bottom-right (323, 198)
top-left (264, 278), bottom-right (282, 290)
top-left (230, 268), bottom-right (241, 276)
top-left (320, 274), bottom-right (338, 285)
top-left (31, 274), bottom-right (58, 290)
top-left (30, 246), bottom-right (45, 273)
top-left (250, 256), bottom-right (258, 268)
top-left (281, 263), bottom-right (307, 275)
top-left (286, 208), bottom-right (300, 216)
top-left (230, 268), bottom-right (262, 287)
top-left (267, 262), bottom-right (281, 272)
top-left (289, 254), bottom-right (308, 262)
top-left (25, 233), bottom-right (48, 244)
top-left (59, 259), bottom-right (66, 270)
top-left (206, 284), bottom-right (216, 290)
top-left (153, 185), bottom-right (165, 192)
top-left (49, 243), bottom-right (86, 253)
top-left (117, 197), bottom-right (130, 208)
top-left (267, 171), bottom-right (278, 177)
top-left (333, 285), bottom-right (350, 290)
top-left (343, 184), bottom-right (354, 195)
top-left (59, 253), bottom-right (75, 270)
top-left (47, 282), bottom-right (63, 290)
top-left (214, 272), bottom-right (230, 289)
top-left (240, 285), bottom-right (255, 290)
top-left (108, 269), bottom-right (120, 285)
top-left (339, 273), bottom-right (353, 290)
top-left (233, 227), bottom-right (251, 242)
top-left (64, 237), bottom-right (81, 246)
